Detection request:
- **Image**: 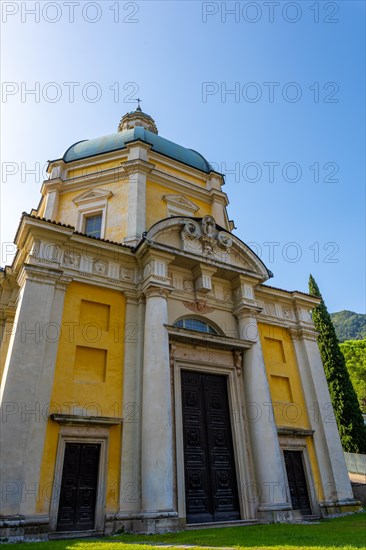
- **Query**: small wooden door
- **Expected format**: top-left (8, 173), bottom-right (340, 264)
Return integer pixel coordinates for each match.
top-left (283, 450), bottom-right (312, 515)
top-left (181, 371), bottom-right (240, 524)
top-left (57, 443), bottom-right (100, 531)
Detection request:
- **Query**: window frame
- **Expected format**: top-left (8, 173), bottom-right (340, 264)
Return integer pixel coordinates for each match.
top-left (73, 188), bottom-right (113, 240)
top-left (84, 211), bottom-right (103, 238)
top-left (174, 317), bottom-right (219, 335)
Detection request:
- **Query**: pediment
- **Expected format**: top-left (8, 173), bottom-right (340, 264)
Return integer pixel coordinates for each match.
top-left (145, 216), bottom-right (271, 282)
top-left (73, 188), bottom-right (113, 205)
top-left (163, 194), bottom-right (199, 216)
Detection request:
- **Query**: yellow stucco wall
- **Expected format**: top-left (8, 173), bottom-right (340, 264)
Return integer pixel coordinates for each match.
top-left (37, 282), bottom-right (125, 514)
top-left (66, 157), bottom-right (128, 180)
top-left (146, 180), bottom-right (211, 230)
top-left (56, 180), bottom-right (129, 242)
top-left (151, 159), bottom-right (208, 188)
top-left (259, 323), bottom-right (323, 500)
top-left (259, 323), bottom-right (310, 429)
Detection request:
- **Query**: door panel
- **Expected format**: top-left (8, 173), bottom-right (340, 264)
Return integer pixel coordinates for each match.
top-left (284, 450), bottom-right (311, 515)
top-left (57, 443), bottom-right (100, 531)
top-left (182, 371), bottom-right (240, 524)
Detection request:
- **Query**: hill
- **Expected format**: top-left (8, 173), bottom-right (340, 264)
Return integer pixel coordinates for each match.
top-left (330, 310), bottom-right (366, 342)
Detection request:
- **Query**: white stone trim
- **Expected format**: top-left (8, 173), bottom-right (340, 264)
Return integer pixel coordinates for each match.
top-left (278, 435), bottom-right (320, 515)
top-left (49, 426), bottom-right (109, 532)
top-left (173, 349), bottom-right (256, 523)
top-left (163, 194), bottom-right (200, 218)
top-left (73, 188), bottom-right (113, 239)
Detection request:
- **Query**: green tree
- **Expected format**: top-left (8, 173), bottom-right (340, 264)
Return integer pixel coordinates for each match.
top-left (308, 274), bottom-right (366, 453)
top-left (340, 339), bottom-right (366, 413)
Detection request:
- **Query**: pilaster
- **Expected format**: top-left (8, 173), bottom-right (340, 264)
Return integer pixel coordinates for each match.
top-left (119, 291), bottom-right (143, 514)
top-left (289, 326), bottom-right (360, 513)
top-left (123, 144), bottom-right (154, 246)
top-left (235, 302), bottom-right (292, 521)
top-left (0, 265), bottom-right (71, 517)
top-left (42, 180), bottom-right (62, 220)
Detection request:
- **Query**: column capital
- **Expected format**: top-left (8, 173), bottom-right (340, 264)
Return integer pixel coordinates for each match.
top-left (17, 264), bottom-right (65, 288)
top-left (122, 159), bottom-right (155, 175)
top-left (55, 275), bottom-right (73, 292)
top-left (144, 284), bottom-right (172, 300)
top-left (288, 325), bottom-right (319, 342)
top-left (233, 303), bottom-right (262, 320)
top-left (123, 289), bottom-right (139, 304)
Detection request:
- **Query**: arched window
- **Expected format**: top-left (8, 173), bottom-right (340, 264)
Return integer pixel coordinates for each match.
top-left (174, 318), bottom-right (219, 335)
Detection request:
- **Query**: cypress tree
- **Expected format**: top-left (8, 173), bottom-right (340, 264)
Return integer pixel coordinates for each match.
top-left (308, 274), bottom-right (366, 453)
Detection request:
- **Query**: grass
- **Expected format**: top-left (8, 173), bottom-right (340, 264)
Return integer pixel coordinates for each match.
top-left (0, 512), bottom-right (365, 550)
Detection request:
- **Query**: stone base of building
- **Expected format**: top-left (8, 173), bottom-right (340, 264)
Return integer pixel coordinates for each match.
top-left (319, 499), bottom-right (363, 517)
top-left (105, 511), bottom-right (181, 535)
top-left (257, 504), bottom-right (294, 523)
top-left (1, 503), bottom-right (363, 541)
top-left (0, 515), bottom-right (49, 542)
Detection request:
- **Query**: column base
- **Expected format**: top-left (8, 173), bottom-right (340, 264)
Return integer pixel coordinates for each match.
top-left (257, 503), bottom-right (294, 523)
top-left (319, 499), bottom-right (362, 517)
top-left (0, 515), bottom-right (49, 541)
top-left (105, 511), bottom-right (180, 535)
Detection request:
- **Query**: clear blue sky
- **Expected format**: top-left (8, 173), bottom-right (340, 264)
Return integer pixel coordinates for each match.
top-left (1, 0), bottom-right (365, 313)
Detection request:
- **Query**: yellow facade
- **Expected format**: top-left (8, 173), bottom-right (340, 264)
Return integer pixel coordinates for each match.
top-left (259, 322), bottom-right (323, 500)
top-left (37, 282), bottom-right (125, 513)
top-left (146, 180), bottom-right (212, 230)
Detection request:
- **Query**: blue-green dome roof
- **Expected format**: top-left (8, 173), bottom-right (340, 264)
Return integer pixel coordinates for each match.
top-left (62, 127), bottom-right (213, 173)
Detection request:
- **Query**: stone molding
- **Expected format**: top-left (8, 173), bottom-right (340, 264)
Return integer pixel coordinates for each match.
top-left (17, 264), bottom-right (64, 288)
top-left (50, 414), bottom-right (123, 426)
top-left (166, 325), bottom-right (252, 351)
top-left (122, 159), bottom-right (155, 176)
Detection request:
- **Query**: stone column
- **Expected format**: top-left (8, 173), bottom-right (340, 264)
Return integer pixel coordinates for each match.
top-left (235, 306), bottom-right (292, 521)
top-left (141, 286), bottom-right (174, 516)
top-left (119, 292), bottom-right (143, 514)
top-left (0, 265), bottom-right (70, 517)
top-left (290, 328), bottom-right (359, 511)
top-left (0, 308), bottom-right (15, 382)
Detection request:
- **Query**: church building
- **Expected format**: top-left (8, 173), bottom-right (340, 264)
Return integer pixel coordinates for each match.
top-left (0, 107), bottom-right (360, 538)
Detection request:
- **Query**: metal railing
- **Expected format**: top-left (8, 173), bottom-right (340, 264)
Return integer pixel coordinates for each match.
top-left (344, 452), bottom-right (366, 476)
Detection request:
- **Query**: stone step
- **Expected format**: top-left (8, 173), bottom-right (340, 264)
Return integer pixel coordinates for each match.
top-left (186, 519), bottom-right (259, 530)
top-left (49, 530), bottom-right (103, 540)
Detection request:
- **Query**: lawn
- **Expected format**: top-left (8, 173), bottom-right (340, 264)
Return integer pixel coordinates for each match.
top-left (1, 512), bottom-right (365, 550)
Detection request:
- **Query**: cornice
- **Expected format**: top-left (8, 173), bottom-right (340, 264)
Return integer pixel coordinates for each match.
top-left (166, 325), bottom-right (253, 351)
top-left (148, 169), bottom-right (212, 203)
top-left (148, 151), bottom-right (214, 182)
top-left (139, 239), bottom-right (263, 282)
top-left (209, 188), bottom-right (229, 206)
top-left (41, 179), bottom-right (63, 196)
top-left (122, 158), bottom-right (155, 175)
top-left (58, 149), bottom-right (129, 172)
top-left (256, 285), bottom-right (320, 307)
top-left (50, 414), bottom-right (123, 426)
top-left (277, 427), bottom-right (315, 437)
top-left (59, 166), bottom-right (129, 194)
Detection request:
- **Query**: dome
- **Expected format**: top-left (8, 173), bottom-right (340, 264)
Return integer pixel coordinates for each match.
top-left (62, 111), bottom-right (214, 173)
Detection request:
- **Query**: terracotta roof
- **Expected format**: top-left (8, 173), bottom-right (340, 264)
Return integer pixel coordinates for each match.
top-left (259, 283), bottom-right (318, 299)
top-left (22, 214), bottom-right (134, 249)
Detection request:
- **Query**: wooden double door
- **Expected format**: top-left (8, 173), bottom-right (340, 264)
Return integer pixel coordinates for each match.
top-left (283, 450), bottom-right (312, 515)
top-left (57, 443), bottom-right (100, 531)
top-left (181, 371), bottom-right (240, 524)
